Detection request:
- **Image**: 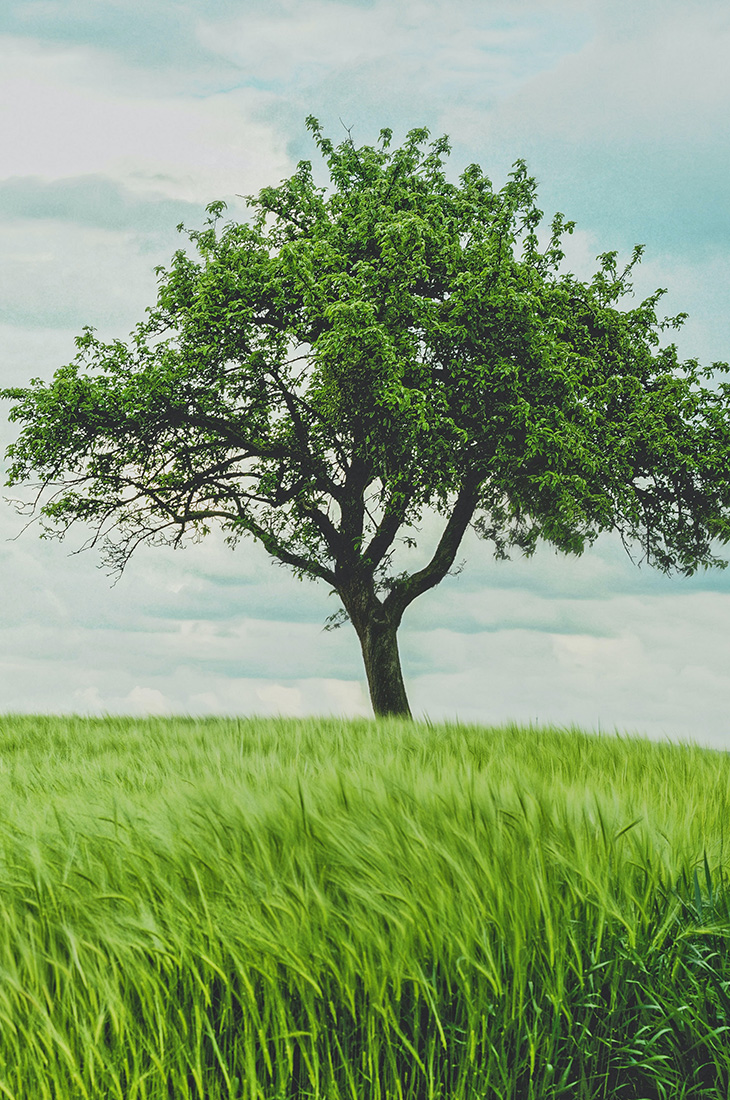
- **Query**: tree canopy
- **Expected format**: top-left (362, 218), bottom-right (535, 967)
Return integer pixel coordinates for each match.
top-left (4, 117), bottom-right (730, 716)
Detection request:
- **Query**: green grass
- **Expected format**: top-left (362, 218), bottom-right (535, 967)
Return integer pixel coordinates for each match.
top-left (1, 715), bottom-right (730, 1098)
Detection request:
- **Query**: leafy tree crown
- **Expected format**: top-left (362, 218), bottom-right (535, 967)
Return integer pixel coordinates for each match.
top-left (4, 116), bottom-right (730, 620)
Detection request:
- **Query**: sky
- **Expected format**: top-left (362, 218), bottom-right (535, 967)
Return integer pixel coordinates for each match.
top-left (1, 0), bottom-right (730, 745)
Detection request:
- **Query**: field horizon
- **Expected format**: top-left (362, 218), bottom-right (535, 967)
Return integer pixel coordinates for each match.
top-left (1, 713), bottom-right (729, 1098)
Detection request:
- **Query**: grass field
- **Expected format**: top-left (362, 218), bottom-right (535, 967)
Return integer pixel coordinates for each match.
top-left (1, 715), bottom-right (730, 1098)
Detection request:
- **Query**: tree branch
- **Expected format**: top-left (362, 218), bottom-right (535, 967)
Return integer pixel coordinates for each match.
top-left (383, 473), bottom-right (482, 624)
top-left (236, 510), bottom-right (337, 584)
top-left (361, 481), bottom-right (414, 570)
top-left (184, 408), bottom-right (345, 502)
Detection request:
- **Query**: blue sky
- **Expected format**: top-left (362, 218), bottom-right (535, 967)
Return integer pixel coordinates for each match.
top-left (1, 0), bottom-right (730, 744)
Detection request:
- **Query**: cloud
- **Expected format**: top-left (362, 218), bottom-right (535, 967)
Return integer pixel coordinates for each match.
top-left (0, 176), bottom-right (201, 232)
top-left (488, 4), bottom-right (730, 145)
top-left (0, 178), bottom-right (206, 331)
top-left (470, 4), bottom-right (730, 264)
top-left (0, 324), bottom-right (78, 389)
top-left (125, 685), bottom-right (172, 715)
top-left (196, 0), bottom-right (592, 146)
top-left (405, 591), bottom-right (730, 749)
top-left (0, 219), bottom-right (168, 330)
top-left (0, 35), bottom-right (293, 336)
top-left (1, 0), bottom-right (729, 745)
top-left (198, 0), bottom-right (510, 79)
top-left (0, 36), bottom-right (291, 203)
top-left (2, 0), bottom-right (204, 72)
top-left (249, 679), bottom-right (369, 718)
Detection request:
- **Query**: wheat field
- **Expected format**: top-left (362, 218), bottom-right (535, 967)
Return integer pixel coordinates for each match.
top-left (0, 714), bottom-right (729, 1098)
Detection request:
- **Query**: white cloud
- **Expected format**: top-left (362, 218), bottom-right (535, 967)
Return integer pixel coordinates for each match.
top-left (0, 35), bottom-right (290, 202)
top-left (552, 630), bottom-right (640, 669)
top-left (186, 677), bottom-right (369, 717)
top-left (254, 683), bottom-right (306, 715)
top-left (403, 588), bottom-right (730, 748)
top-left (197, 0), bottom-right (592, 139)
top-left (0, 323), bottom-right (78, 390)
top-left (73, 685), bottom-right (104, 711)
top-left (126, 686), bottom-right (171, 714)
top-left (248, 678), bottom-right (370, 718)
top-left (489, 6), bottom-right (730, 145)
top-left (0, 219), bottom-right (163, 330)
top-left (197, 0), bottom-right (530, 88)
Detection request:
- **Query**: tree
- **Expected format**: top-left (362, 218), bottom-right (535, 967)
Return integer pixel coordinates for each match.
top-left (4, 118), bottom-right (730, 718)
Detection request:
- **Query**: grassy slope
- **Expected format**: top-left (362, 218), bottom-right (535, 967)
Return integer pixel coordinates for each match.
top-left (1, 715), bottom-right (730, 1098)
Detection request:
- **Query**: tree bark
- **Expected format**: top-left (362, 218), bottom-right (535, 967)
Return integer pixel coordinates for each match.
top-left (335, 474), bottom-right (482, 720)
top-left (338, 578), bottom-right (412, 718)
top-left (358, 615), bottom-right (412, 719)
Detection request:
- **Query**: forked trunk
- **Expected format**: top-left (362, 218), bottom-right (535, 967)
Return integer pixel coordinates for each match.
top-left (358, 617), bottom-right (412, 719)
top-left (338, 578), bottom-right (412, 718)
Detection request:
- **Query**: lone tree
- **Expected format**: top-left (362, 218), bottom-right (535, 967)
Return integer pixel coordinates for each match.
top-left (4, 118), bottom-right (730, 717)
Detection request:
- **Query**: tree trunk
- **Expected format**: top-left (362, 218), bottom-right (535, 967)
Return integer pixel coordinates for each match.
top-left (338, 577), bottom-right (412, 719)
top-left (358, 616), bottom-right (412, 719)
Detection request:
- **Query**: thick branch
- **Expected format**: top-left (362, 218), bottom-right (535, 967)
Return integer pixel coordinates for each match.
top-left (266, 362), bottom-right (349, 493)
top-left (124, 477), bottom-right (338, 581)
top-left (238, 511), bottom-right (337, 584)
top-left (298, 499), bottom-right (344, 555)
top-left (338, 456), bottom-right (370, 564)
top-left (383, 473), bottom-right (482, 624)
top-left (361, 480), bottom-right (414, 571)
